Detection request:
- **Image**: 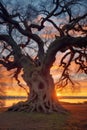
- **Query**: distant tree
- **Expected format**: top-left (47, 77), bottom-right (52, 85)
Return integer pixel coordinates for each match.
top-left (0, 72), bottom-right (6, 107)
top-left (0, 88), bottom-right (5, 107)
top-left (0, 0), bottom-right (87, 113)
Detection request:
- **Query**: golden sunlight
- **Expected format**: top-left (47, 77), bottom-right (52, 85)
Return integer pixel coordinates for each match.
top-left (56, 92), bottom-right (61, 97)
top-left (0, 64), bottom-right (87, 107)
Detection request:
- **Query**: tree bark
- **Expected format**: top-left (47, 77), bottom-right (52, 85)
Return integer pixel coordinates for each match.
top-left (8, 66), bottom-right (66, 113)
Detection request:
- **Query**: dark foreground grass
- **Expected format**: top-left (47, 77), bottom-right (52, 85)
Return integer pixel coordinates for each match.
top-left (0, 111), bottom-right (67, 130)
top-left (0, 103), bottom-right (87, 130)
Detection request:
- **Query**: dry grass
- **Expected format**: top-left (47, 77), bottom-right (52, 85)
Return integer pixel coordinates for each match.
top-left (0, 103), bottom-right (87, 130)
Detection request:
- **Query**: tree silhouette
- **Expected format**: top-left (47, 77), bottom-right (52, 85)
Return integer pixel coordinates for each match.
top-left (0, 0), bottom-right (87, 113)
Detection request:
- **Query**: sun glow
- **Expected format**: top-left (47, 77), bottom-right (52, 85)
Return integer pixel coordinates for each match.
top-left (56, 92), bottom-right (61, 97)
top-left (0, 64), bottom-right (87, 107)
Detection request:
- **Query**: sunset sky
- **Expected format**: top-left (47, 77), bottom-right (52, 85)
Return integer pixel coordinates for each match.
top-left (0, 64), bottom-right (87, 106)
top-left (0, 0), bottom-right (87, 106)
top-left (0, 63), bottom-right (87, 98)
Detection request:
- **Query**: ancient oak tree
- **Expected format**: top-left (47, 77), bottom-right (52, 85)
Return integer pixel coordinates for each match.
top-left (0, 0), bottom-right (87, 113)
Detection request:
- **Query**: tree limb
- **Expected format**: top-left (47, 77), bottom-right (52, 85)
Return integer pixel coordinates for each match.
top-left (43, 36), bottom-right (87, 72)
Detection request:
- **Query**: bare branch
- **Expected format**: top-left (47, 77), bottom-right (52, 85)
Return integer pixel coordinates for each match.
top-left (46, 19), bottom-right (64, 36)
top-left (43, 36), bottom-right (87, 73)
top-left (0, 34), bottom-right (22, 60)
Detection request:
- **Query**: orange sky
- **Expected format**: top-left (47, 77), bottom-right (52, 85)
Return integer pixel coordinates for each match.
top-left (0, 65), bottom-right (87, 98)
top-left (0, 17), bottom-right (87, 98)
top-left (0, 65), bottom-right (87, 106)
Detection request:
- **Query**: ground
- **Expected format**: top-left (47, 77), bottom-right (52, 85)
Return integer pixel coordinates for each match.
top-left (0, 103), bottom-right (87, 130)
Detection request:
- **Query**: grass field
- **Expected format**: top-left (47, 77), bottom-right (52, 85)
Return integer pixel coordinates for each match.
top-left (0, 103), bottom-right (87, 130)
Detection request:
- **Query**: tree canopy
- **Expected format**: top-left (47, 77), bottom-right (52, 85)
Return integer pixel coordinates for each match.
top-left (0, 0), bottom-right (87, 88)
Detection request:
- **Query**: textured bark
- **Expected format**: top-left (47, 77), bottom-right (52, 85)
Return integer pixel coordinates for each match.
top-left (8, 68), bottom-right (66, 113)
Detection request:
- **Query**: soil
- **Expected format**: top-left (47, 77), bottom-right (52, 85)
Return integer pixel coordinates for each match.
top-left (0, 102), bottom-right (87, 130)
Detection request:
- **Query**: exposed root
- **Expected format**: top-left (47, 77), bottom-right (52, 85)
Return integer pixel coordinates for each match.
top-left (7, 99), bottom-right (68, 114)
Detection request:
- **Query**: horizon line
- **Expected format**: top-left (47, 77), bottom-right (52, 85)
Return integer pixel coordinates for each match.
top-left (0, 96), bottom-right (87, 99)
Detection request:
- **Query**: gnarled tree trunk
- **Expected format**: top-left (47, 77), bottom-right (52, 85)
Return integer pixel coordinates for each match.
top-left (8, 66), bottom-right (66, 113)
